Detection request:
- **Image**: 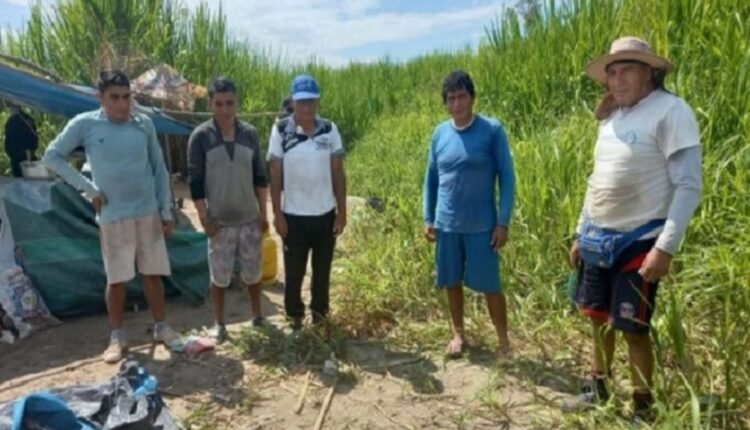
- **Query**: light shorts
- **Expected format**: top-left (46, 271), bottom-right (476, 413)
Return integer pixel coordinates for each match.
top-left (99, 213), bottom-right (171, 285)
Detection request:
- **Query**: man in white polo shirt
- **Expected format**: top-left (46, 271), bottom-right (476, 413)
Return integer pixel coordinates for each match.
top-left (563, 37), bottom-right (702, 420)
top-left (268, 74), bottom-right (347, 330)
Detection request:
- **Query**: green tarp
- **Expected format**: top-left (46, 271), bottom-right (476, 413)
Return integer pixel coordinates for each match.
top-left (3, 180), bottom-right (208, 317)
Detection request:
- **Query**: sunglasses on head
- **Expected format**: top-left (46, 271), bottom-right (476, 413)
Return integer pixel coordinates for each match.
top-left (98, 71), bottom-right (130, 91)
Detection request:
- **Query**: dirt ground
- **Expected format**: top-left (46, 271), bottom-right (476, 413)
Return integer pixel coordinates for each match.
top-left (0, 182), bottom-right (574, 429)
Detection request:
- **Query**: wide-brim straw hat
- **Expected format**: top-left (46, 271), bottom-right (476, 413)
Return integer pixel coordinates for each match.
top-left (585, 36), bottom-right (673, 83)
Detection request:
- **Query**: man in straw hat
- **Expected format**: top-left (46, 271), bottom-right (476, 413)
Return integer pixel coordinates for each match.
top-left (562, 37), bottom-right (702, 419)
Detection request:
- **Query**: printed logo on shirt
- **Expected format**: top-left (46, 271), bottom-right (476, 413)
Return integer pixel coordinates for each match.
top-left (315, 136), bottom-right (331, 151)
top-left (90, 134), bottom-right (105, 145)
top-left (623, 130), bottom-right (637, 145)
top-left (619, 302), bottom-right (635, 320)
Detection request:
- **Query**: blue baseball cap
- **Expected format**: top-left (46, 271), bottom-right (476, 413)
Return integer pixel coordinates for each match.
top-left (291, 74), bottom-right (320, 101)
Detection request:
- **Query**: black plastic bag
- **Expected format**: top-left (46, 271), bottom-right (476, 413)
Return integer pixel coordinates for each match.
top-left (0, 360), bottom-right (180, 430)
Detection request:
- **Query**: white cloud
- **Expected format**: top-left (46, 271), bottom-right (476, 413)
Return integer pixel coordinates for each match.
top-left (1, 0), bottom-right (508, 66)
top-left (337, 0), bottom-right (383, 16)
top-left (183, 0), bottom-right (507, 66)
top-left (2, 0), bottom-right (54, 8)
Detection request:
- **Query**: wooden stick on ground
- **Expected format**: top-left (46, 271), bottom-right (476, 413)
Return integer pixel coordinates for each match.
top-left (294, 371), bottom-right (313, 414)
top-left (278, 383), bottom-right (298, 395)
top-left (373, 403), bottom-right (416, 430)
top-left (313, 378), bottom-right (337, 430)
top-left (157, 388), bottom-right (184, 397)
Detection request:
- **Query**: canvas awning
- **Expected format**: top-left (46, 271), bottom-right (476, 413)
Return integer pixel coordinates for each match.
top-left (0, 61), bottom-right (193, 135)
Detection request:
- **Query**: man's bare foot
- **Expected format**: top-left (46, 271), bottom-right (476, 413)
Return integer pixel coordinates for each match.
top-left (445, 336), bottom-right (465, 358)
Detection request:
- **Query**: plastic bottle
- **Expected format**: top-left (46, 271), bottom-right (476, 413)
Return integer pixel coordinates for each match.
top-left (261, 230), bottom-right (278, 285)
top-left (133, 374), bottom-right (158, 400)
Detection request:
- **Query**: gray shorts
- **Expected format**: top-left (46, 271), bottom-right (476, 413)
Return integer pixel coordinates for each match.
top-left (99, 213), bottom-right (171, 285)
top-left (208, 221), bottom-right (263, 287)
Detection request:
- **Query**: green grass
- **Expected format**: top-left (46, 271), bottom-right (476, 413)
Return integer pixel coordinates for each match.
top-left (337, 1), bottom-right (750, 428)
top-left (1, 0), bottom-right (749, 428)
top-left (181, 402), bottom-right (216, 430)
top-left (232, 324), bottom-right (349, 373)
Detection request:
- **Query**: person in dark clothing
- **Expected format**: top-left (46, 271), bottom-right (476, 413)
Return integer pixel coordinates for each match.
top-left (4, 103), bottom-right (38, 177)
top-left (277, 96), bottom-right (294, 121)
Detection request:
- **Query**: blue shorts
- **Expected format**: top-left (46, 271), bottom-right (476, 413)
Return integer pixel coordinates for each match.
top-left (435, 229), bottom-right (501, 294)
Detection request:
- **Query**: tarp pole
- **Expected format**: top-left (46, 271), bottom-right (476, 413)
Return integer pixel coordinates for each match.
top-left (162, 134), bottom-right (177, 220)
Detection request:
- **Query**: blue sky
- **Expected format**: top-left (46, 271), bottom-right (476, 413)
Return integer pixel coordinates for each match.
top-left (0, 0), bottom-right (515, 66)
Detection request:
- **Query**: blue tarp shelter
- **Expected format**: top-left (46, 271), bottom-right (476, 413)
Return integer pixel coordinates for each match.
top-left (0, 61), bottom-right (193, 135)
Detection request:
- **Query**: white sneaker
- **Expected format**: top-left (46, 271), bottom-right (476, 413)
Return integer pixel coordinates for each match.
top-left (153, 324), bottom-right (182, 349)
top-left (102, 338), bottom-right (127, 364)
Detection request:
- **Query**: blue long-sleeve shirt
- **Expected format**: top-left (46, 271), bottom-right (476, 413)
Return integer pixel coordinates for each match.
top-left (43, 109), bottom-right (172, 224)
top-left (423, 115), bottom-right (515, 233)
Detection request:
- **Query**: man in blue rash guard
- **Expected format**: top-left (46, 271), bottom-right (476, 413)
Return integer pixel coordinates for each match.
top-left (423, 70), bottom-right (516, 360)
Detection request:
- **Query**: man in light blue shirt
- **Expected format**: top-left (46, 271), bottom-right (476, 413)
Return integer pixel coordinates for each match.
top-left (43, 70), bottom-right (181, 363)
top-left (423, 70), bottom-right (516, 360)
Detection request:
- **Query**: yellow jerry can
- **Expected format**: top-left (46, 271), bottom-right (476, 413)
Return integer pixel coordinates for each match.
top-left (261, 230), bottom-right (278, 285)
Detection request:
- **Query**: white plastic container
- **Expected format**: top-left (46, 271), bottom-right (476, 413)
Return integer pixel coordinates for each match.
top-left (20, 161), bottom-right (56, 180)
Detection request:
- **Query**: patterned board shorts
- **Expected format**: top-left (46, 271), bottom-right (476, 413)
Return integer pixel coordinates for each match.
top-left (208, 221), bottom-right (263, 287)
top-left (574, 239), bottom-right (659, 334)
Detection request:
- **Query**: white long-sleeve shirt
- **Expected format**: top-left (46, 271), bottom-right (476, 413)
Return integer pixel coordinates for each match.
top-left (577, 90), bottom-right (702, 255)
